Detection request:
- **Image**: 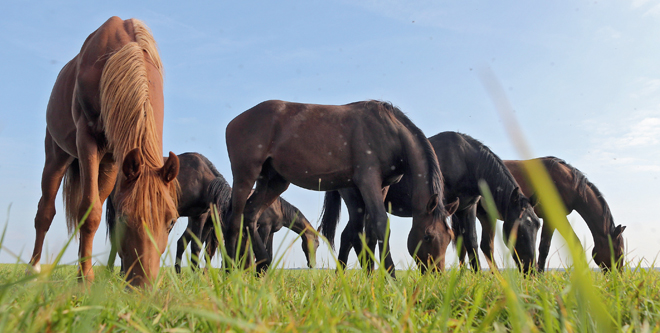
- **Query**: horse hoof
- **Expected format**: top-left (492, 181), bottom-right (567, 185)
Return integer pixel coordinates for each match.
top-left (25, 263), bottom-right (41, 275)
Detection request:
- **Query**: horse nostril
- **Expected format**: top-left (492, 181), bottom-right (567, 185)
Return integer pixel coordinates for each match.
top-left (423, 234), bottom-right (433, 243)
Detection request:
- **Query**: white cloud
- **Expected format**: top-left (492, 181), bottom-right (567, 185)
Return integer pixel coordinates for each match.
top-left (631, 0), bottom-right (652, 9)
top-left (644, 3), bottom-right (660, 16)
top-left (631, 0), bottom-right (660, 16)
top-left (615, 117), bottom-right (660, 147)
top-left (629, 77), bottom-right (660, 99)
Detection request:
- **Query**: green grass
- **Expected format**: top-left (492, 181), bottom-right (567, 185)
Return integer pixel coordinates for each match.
top-left (1, 261), bottom-right (660, 332)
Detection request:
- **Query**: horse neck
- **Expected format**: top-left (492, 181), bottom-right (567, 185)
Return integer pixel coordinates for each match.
top-left (402, 135), bottom-right (439, 217)
top-left (280, 201), bottom-right (310, 235)
top-left (571, 186), bottom-right (614, 246)
top-left (209, 177), bottom-right (232, 216)
top-left (474, 154), bottom-right (519, 219)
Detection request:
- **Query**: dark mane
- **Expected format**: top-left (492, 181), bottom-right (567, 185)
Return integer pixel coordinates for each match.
top-left (207, 175), bottom-right (233, 220)
top-left (543, 156), bottom-right (615, 232)
top-left (195, 153), bottom-right (222, 177)
top-left (278, 197), bottom-right (308, 225)
top-left (363, 100), bottom-right (445, 218)
top-left (461, 133), bottom-right (527, 213)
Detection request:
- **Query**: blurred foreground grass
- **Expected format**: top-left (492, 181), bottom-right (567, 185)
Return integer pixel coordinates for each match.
top-left (1, 262), bottom-right (659, 332)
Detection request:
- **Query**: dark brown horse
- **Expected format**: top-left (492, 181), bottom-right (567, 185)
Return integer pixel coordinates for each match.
top-left (28, 17), bottom-right (179, 286)
top-left (197, 195), bottom-right (320, 270)
top-left (321, 132), bottom-right (540, 273)
top-left (484, 157), bottom-right (625, 271)
top-left (107, 152), bottom-right (319, 272)
top-left (225, 100), bottom-right (453, 276)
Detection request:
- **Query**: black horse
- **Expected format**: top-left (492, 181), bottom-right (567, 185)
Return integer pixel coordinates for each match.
top-left (321, 131), bottom-right (541, 273)
top-left (225, 100), bottom-right (455, 276)
top-left (107, 152), bottom-right (319, 271)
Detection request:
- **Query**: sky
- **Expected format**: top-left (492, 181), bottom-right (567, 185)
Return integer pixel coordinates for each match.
top-left (1, 0), bottom-right (659, 271)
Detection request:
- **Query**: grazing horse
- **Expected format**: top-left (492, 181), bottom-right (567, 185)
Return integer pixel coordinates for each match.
top-left (225, 100), bottom-right (454, 276)
top-left (481, 157), bottom-right (625, 271)
top-left (321, 131), bottom-right (540, 273)
top-left (107, 152), bottom-right (319, 272)
top-left (197, 195), bottom-right (320, 270)
top-left (28, 17), bottom-right (179, 286)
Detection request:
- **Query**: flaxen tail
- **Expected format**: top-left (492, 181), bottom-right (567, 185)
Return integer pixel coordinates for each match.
top-left (63, 160), bottom-right (82, 235)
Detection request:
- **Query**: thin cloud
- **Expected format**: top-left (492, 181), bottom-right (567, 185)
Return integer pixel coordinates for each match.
top-left (615, 117), bottom-right (660, 147)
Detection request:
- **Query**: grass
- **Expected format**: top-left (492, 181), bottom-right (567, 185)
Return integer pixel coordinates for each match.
top-left (1, 258), bottom-right (660, 332)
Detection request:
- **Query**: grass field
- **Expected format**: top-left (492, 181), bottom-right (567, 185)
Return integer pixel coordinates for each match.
top-left (1, 258), bottom-right (659, 332)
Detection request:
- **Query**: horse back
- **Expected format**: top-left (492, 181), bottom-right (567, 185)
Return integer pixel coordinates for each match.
top-left (47, 17), bottom-right (163, 154)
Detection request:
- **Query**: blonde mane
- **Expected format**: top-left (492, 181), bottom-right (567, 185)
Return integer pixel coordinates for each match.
top-left (98, 19), bottom-right (178, 231)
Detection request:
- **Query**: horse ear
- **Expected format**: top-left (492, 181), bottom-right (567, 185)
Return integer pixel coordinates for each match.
top-left (160, 151), bottom-right (179, 184)
top-left (122, 148), bottom-right (143, 183)
top-left (614, 225), bottom-right (626, 237)
top-left (445, 197), bottom-right (460, 216)
top-left (426, 194), bottom-right (439, 214)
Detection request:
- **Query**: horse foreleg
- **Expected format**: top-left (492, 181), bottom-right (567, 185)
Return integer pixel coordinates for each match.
top-left (359, 179), bottom-right (395, 277)
top-left (29, 132), bottom-right (73, 274)
top-left (257, 224), bottom-right (273, 261)
top-left (477, 209), bottom-right (498, 271)
top-left (461, 204), bottom-right (481, 272)
top-left (93, 162), bottom-right (116, 275)
top-left (174, 221), bottom-right (193, 274)
top-left (537, 219), bottom-right (554, 272)
top-left (189, 213), bottom-right (208, 271)
top-left (75, 127), bottom-right (104, 283)
top-left (244, 170), bottom-right (290, 273)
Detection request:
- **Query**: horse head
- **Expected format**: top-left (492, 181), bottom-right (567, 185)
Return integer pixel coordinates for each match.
top-left (503, 189), bottom-right (541, 274)
top-left (593, 224), bottom-right (626, 271)
top-left (112, 149), bottom-right (179, 286)
top-left (408, 196), bottom-right (459, 273)
top-left (302, 227), bottom-right (320, 268)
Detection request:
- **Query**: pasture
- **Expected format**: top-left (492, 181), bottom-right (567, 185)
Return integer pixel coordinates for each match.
top-left (0, 258), bottom-right (659, 332)
top-left (3, 3), bottom-right (660, 332)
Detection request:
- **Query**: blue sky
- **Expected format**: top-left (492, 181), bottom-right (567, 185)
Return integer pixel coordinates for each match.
top-left (1, 1), bottom-right (659, 270)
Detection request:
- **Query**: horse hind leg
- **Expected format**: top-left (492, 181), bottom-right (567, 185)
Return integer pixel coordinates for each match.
top-left (29, 132), bottom-right (73, 274)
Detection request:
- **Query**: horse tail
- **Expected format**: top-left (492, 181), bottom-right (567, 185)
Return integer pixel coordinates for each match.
top-left (105, 191), bottom-right (116, 239)
top-left (319, 190), bottom-right (342, 249)
top-left (62, 160), bottom-right (82, 235)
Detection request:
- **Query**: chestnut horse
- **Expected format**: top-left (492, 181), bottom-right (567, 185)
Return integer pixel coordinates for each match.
top-left (321, 132), bottom-right (540, 273)
top-left (225, 100), bottom-right (453, 276)
top-left (28, 17), bottom-right (179, 286)
top-left (493, 157), bottom-right (625, 271)
top-left (107, 152), bottom-right (319, 272)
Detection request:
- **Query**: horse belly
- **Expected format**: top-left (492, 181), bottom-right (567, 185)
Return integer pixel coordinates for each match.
top-left (272, 161), bottom-right (355, 191)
